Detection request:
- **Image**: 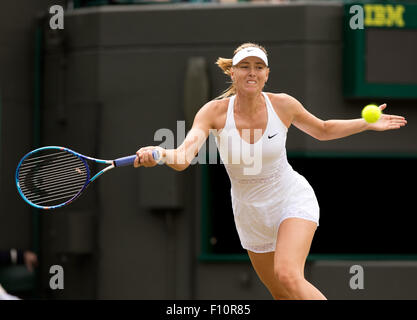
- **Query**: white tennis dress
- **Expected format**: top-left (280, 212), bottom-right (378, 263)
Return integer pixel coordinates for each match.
top-left (214, 92), bottom-right (319, 253)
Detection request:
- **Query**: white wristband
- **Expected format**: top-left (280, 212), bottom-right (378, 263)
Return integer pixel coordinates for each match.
top-left (154, 147), bottom-right (166, 165)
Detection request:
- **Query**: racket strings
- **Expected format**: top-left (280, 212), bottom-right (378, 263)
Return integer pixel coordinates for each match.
top-left (26, 189), bottom-right (84, 205)
top-left (19, 163), bottom-right (87, 182)
top-left (18, 150), bottom-right (89, 206)
top-left (19, 150), bottom-right (69, 165)
top-left (20, 173), bottom-right (86, 190)
top-left (19, 176), bottom-right (85, 197)
top-left (21, 159), bottom-right (85, 176)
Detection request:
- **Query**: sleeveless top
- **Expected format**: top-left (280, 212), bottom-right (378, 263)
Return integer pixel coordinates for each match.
top-left (213, 92), bottom-right (298, 206)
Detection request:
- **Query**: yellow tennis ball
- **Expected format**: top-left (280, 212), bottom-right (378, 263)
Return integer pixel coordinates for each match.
top-left (362, 104), bottom-right (381, 123)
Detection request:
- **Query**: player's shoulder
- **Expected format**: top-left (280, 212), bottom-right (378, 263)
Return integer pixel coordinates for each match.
top-left (265, 92), bottom-right (301, 114)
top-left (265, 92), bottom-right (304, 126)
top-left (194, 98), bottom-right (229, 130)
top-left (265, 92), bottom-right (298, 106)
top-left (205, 97), bottom-right (229, 111)
top-left (197, 97), bottom-right (229, 118)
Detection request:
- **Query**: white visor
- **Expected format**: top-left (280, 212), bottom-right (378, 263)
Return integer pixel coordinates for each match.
top-left (232, 47), bottom-right (268, 66)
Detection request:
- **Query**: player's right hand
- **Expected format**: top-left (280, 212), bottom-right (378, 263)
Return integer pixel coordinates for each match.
top-left (134, 146), bottom-right (158, 168)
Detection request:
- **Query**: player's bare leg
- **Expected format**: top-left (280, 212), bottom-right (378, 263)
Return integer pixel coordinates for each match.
top-left (247, 251), bottom-right (291, 300)
top-left (274, 218), bottom-right (326, 300)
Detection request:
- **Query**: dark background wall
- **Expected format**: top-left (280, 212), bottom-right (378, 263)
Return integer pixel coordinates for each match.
top-left (0, 1), bottom-right (65, 250)
top-left (1, 2), bottom-right (416, 300)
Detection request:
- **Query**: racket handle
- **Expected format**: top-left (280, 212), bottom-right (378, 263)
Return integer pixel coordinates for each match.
top-left (114, 155), bottom-right (137, 167)
top-left (114, 150), bottom-right (160, 167)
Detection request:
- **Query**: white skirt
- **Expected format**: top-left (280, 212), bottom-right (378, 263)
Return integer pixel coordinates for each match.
top-left (231, 171), bottom-right (320, 253)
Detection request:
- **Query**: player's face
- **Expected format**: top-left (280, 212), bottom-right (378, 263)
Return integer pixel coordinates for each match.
top-left (231, 56), bottom-right (269, 94)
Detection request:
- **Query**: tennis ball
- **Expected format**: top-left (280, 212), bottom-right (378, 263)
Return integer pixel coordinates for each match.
top-left (362, 104), bottom-right (381, 123)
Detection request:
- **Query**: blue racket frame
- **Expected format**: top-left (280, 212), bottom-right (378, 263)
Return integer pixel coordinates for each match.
top-left (15, 146), bottom-right (153, 210)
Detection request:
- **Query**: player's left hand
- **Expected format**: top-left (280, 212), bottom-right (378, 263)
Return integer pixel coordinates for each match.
top-left (371, 104), bottom-right (407, 131)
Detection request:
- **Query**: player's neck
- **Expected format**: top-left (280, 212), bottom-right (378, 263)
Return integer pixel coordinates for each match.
top-left (235, 92), bottom-right (264, 116)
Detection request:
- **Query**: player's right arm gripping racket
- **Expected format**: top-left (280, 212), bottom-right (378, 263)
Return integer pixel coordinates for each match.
top-left (15, 146), bottom-right (160, 210)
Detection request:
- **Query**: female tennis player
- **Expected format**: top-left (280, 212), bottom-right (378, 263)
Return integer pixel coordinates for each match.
top-left (134, 43), bottom-right (407, 300)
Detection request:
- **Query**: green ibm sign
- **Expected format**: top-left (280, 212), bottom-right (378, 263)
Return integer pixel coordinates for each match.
top-left (343, 2), bottom-right (417, 98)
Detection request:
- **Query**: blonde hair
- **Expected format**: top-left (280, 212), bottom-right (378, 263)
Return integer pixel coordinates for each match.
top-left (215, 42), bottom-right (268, 99)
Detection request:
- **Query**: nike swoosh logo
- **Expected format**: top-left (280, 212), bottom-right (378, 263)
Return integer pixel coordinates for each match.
top-left (268, 133), bottom-right (278, 139)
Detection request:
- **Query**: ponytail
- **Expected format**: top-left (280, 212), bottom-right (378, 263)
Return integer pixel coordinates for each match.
top-left (215, 57), bottom-right (236, 99)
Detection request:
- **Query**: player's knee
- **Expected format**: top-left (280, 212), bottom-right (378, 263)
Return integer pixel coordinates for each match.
top-left (274, 263), bottom-right (302, 293)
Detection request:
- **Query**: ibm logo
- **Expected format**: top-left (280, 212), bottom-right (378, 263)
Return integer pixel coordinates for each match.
top-left (349, 4), bottom-right (405, 30)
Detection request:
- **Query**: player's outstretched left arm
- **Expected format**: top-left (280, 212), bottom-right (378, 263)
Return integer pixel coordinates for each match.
top-left (285, 95), bottom-right (407, 141)
top-left (320, 103), bottom-right (407, 139)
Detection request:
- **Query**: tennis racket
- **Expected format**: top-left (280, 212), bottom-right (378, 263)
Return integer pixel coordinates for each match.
top-left (15, 146), bottom-right (160, 210)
